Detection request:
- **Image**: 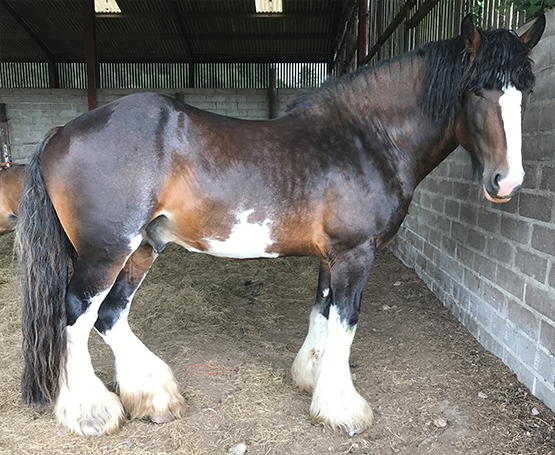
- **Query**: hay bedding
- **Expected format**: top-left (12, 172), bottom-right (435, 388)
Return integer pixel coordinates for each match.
top-left (1, 231), bottom-right (554, 455)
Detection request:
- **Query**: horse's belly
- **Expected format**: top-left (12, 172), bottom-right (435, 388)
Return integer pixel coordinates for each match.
top-left (167, 208), bottom-right (281, 259)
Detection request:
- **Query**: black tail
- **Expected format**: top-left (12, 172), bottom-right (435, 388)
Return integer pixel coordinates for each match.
top-left (15, 126), bottom-right (75, 407)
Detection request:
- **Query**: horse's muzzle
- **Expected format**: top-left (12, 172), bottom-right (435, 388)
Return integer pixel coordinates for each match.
top-left (483, 183), bottom-right (521, 203)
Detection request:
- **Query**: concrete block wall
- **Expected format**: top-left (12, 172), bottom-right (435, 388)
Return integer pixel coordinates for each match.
top-left (0, 87), bottom-right (299, 162)
top-left (0, 89), bottom-right (89, 160)
top-left (390, 9), bottom-right (555, 413)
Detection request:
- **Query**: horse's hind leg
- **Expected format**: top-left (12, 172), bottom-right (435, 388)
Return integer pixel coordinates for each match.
top-left (95, 243), bottom-right (185, 424)
top-left (292, 259), bottom-right (331, 392)
top-left (55, 256), bottom-right (129, 436)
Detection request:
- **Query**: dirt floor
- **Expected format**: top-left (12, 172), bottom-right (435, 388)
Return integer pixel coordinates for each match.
top-left (1, 231), bottom-right (555, 455)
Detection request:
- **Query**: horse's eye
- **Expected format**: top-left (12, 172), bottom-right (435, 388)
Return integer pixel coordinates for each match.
top-left (473, 88), bottom-right (484, 97)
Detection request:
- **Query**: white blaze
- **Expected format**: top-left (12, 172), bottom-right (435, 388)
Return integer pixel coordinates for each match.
top-left (498, 85), bottom-right (524, 197)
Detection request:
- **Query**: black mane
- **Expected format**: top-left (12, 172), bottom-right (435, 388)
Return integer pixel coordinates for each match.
top-left (420, 28), bottom-right (535, 124)
top-left (287, 26), bottom-right (536, 126)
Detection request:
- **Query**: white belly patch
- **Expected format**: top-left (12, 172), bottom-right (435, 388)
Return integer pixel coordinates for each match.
top-left (203, 209), bottom-right (279, 259)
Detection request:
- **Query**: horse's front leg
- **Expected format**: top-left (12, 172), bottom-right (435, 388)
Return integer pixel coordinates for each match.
top-left (292, 259), bottom-right (331, 392)
top-left (305, 243), bottom-right (375, 435)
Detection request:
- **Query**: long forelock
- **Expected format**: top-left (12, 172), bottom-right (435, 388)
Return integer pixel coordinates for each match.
top-left (459, 29), bottom-right (535, 93)
top-left (419, 28), bottom-right (535, 125)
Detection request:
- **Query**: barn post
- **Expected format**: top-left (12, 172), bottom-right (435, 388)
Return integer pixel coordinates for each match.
top-left (83, 0), bottom-right (98, 110)
top-left (268, 67), bottom-right (278, 119)
top-left (357, 0), bottom-right (369, 66)
top-left (0, 104), bottom-right (12, 167)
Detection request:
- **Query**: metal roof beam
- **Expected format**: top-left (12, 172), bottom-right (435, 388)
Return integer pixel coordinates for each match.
top-left (0, 0), bottom-right (59, 87)
top-left (7, 33), bottom-right (334, 42)
top-left (20, 11), bottom-right (336, 20)
top-left (0, 54), bottom-right (329, 64)
top-left (164, 0), bottom-right (193, 60)
top-left (0, 1), bottom-right (55, 59)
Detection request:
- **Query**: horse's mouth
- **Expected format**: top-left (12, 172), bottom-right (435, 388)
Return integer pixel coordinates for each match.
top-left (483, 185), bottom-right (512, 203)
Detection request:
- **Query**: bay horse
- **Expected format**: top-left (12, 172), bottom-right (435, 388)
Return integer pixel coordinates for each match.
top-left (16, 14), bottom-right (545, 436)
top-left (0, 163), bottom-right (25, 235)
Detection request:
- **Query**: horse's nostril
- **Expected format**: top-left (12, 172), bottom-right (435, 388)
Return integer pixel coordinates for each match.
top-left (492, 173), bottom-right (501, 192)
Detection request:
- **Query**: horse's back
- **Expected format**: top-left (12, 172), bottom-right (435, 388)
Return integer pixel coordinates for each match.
top-left (39, 92), bottom-right (405, 259)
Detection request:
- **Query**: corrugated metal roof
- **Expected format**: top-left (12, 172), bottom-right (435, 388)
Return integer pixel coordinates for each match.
top-left (0, 0), bottom-right (348, 64)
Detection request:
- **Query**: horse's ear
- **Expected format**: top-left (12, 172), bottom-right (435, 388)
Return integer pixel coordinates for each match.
top-left (461, 13), bottom-right (481, 60)
top-left (519, 13), bottom-right (546, 50)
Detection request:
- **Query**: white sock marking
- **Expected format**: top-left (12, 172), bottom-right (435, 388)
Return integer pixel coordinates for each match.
top-left (100, 307), bottom-right (176, 413)
top-left (498, 85), bottom-right (524, 196)
top-left (310, 305), bottom-right (373, 433)
top-left (292, 307), bottom-right (329, 391)
top-left (56, 289), bottom-right (124, 435)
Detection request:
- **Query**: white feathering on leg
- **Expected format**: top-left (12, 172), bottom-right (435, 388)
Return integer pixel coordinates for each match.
top-left (309, 305), bottom-right (374, 435)
top-left (292, 307), bottom-right (329, 392)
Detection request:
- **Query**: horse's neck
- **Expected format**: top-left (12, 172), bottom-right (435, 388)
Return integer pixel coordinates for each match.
top-left (341, 57), bottom-right (460, 193)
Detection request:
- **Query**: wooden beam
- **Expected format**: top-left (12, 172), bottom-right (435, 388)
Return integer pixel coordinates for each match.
top-left (357, 0), bottom-right (369, 66)
top-left (328, 0), bottom-right (345, 74)
top-left (83, 0), bottom-right (98, 110)
top-left (268, 68), bottom-right (278, 119)
top-left (328, 0), bottom-right (358, 73)
top-left (362, 0), bottom-right (413, 65)
top-left (406, 0), bottom-right (441, 29)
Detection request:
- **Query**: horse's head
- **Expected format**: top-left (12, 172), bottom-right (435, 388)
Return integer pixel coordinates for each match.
top-left (454, 14), bottom-right (545, 203)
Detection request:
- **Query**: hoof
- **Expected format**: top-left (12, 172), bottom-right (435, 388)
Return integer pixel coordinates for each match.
top-left (310, 388), bottom-right (374, 436)
top-left (150, 410), bottom-right (177, 424)
top-left (120, 375), bottom-right (185, 424)
top-left (55, 388), bottom-right (126, 436)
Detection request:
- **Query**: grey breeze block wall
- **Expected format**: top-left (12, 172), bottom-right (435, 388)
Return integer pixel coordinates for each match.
top-left (390, 9), bottom-right (555, 414)
top-left (0, 87), bottom-right (299, 162)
